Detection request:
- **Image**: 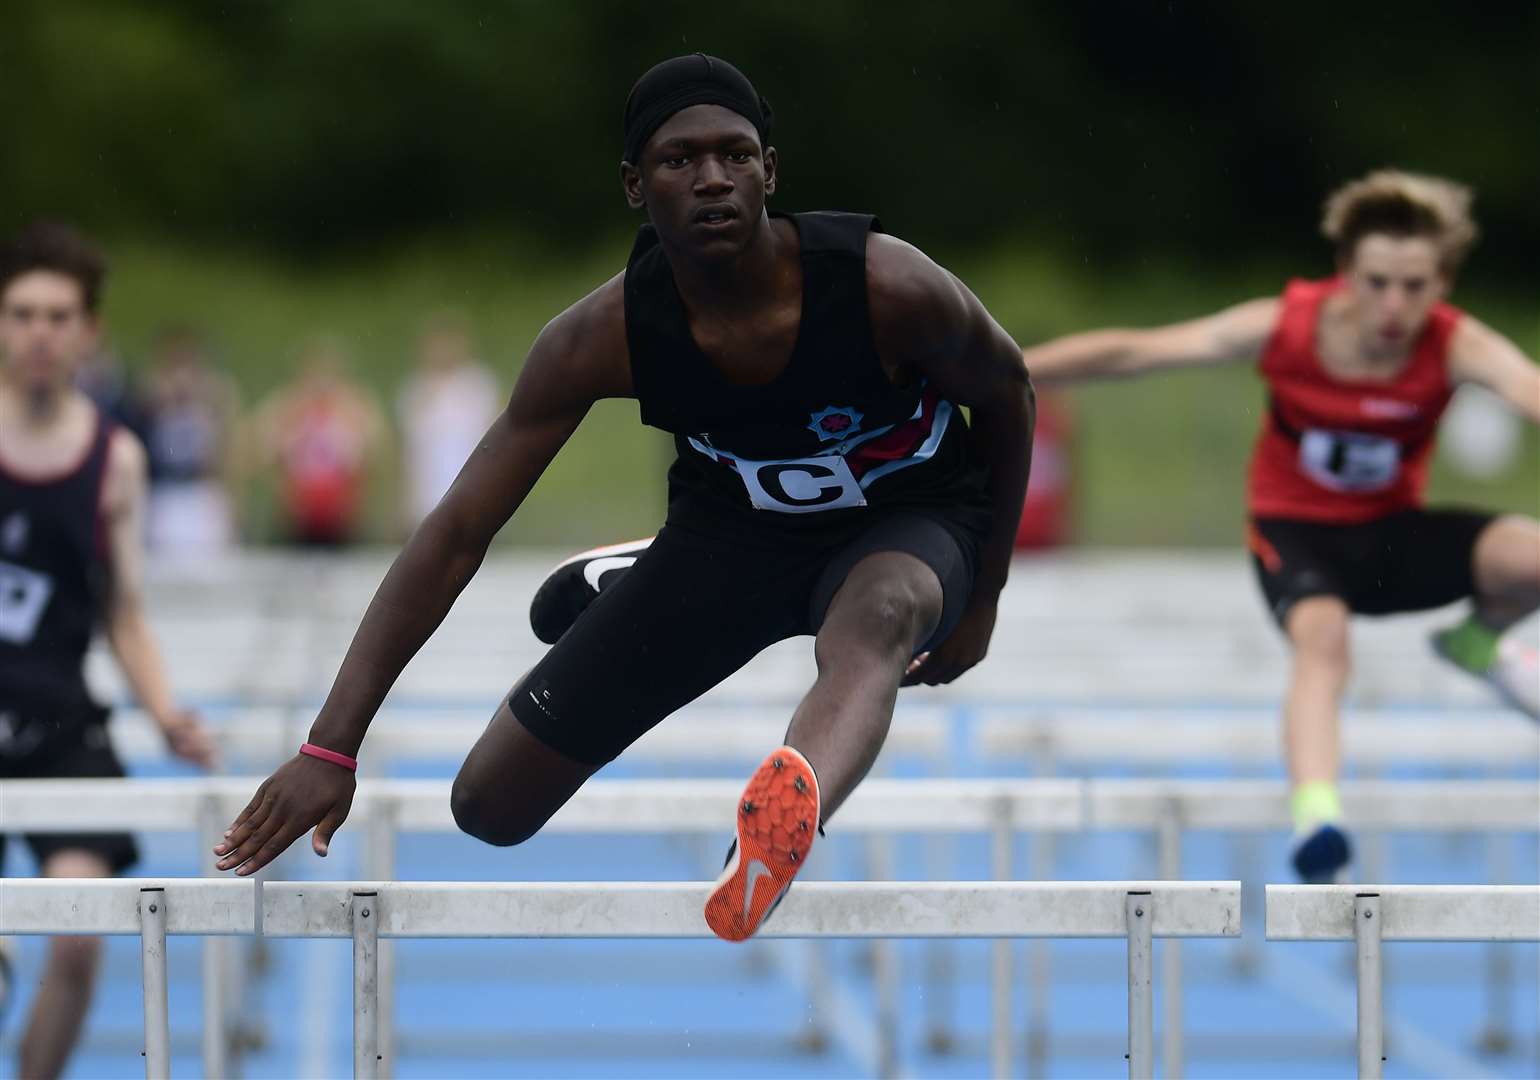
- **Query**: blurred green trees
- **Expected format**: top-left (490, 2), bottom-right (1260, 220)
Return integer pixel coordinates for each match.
top-left (4, 1), bottom-right (1535, 546)
top-left (4, 1), bottom-right (1537, 285)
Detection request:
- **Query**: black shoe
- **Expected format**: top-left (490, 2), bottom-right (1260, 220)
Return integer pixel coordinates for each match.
top-left (1291, 823), bottom-right (1352, 884)
top-left (528, 538), bottom-right (652, 644)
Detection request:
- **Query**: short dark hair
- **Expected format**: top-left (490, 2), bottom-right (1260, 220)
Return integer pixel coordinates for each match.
top-left (0, 221), bottom-right (109, 313)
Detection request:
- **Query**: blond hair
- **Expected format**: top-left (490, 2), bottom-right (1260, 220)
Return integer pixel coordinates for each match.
top-left (1321, 170), bottom-right (1478, 273)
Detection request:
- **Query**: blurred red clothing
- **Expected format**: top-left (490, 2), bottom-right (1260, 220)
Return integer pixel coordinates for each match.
top-left (1015, 391), bottom-right (1072, 549)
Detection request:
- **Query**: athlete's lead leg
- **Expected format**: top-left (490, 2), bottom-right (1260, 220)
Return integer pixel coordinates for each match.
top-left (704, 551), bottom-right (943, 942)
top-left (786, 550), bottom-right (944, 820)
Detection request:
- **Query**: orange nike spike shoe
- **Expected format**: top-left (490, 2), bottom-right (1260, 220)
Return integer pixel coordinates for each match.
top-left (704, 745), bottom-right (821, 942)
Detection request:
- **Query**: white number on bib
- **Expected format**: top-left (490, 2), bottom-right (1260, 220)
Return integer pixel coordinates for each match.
top-left (0, 560), bottom-right (54, 645)
top-left (1299, 429), bottom-right (1401, 492)
top-left (737, 453), bottom-right (868, 513)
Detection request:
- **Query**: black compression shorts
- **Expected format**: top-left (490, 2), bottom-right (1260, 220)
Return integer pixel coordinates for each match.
top-left (1248, 507), bottom-right (1498, 626)
top-left (510, 509), bottom-right (979, 765)
top-left (0, 704), bottom-right (139, 875)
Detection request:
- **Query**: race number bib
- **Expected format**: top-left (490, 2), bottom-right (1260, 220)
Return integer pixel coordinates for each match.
top-left (737, 453), bottom-right (868, 513)
top-left (0, 560), bottom-right (53, 645)
top-left (1298, 429), bottom-right (1401, 492)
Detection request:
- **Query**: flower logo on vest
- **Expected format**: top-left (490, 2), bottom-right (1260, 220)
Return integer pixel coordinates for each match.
top-left (0, 512), bottom-right (27, 556)
top-left (807, 405), bottom-right (864, 443)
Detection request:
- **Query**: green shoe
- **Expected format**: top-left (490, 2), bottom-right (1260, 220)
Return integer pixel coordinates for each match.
top-left (1433, 619), bottom-right (1539, 720)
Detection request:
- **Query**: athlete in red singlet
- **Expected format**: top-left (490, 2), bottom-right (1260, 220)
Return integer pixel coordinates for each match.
top-left (253, 341), bottom-right (386, 547)
top-left (1022, 171), bottom-right (1540, 882)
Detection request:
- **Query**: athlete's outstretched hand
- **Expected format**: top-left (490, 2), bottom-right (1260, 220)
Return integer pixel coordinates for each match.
top-left (902, 597), bottom-right (998, 686)
top-left (159, 708), bottom-right (219, 770)
top-left (213, 754), bottom-right (356, 875)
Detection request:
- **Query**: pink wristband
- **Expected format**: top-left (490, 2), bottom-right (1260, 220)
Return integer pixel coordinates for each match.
top-left (300, 742), bottom-right (358, 771)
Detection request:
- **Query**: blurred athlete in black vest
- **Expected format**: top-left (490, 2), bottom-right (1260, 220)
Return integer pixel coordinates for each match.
top-left (216, 55), bottom-right (1034, 941)
top-left (0, 222), bottom-right (216, 1078)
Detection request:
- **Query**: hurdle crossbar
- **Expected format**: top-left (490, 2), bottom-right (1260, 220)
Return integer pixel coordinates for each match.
top-left (260, 879), bottom-right (1239, 939)
top-left (0, 776), bottom-right (1083, 833)
top-left (6, 777), bottom-right (1535, 835)
top-left (977, 709), bottom-right (1538, 766)
top-left (106, 703), bottom-right (1540, 768)
top-left (1265, 883), bottom-right (1540, 942)
top-left (1266, 884), bottom-right (1540, 1079)
top-left (1085, 779), bottom-right (1539, 831)
top-left (105, 709), bottom-right (952, 764)
top-left (0, 878), bottom-right (255, 935)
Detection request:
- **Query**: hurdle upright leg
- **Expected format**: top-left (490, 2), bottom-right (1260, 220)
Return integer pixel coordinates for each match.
top-left (989, 798), bottom-right (1013, 1079)
top-left (366, 800), bottom-right (400, 1079)
top-left (353, 891), bottom-right (380, 1080)
top-left (1354, 892), bottom-right (1383, 1079)
top-left (198, 793), bottom-right (232, 1079)
top-left (1125, 891), bottom-right (1153, 1080)
top-left (139, 887), bottom-right (171, 1080)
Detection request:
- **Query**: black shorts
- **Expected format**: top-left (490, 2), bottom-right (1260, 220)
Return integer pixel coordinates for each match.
top-left (510, 508), bottom-right (980, 765)
top-left (1248, 507), bottom-right (1498, 626)
top-left (0, 705), bottom-right (139, 875)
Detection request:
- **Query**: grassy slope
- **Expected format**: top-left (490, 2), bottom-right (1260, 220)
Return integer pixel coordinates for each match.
top-left (102, 237), bottom-right (1538, 547)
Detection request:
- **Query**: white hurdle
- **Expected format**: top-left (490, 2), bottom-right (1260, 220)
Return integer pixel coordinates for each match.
top-left (4, 776), bottom-right (1535, 1078)
top-left (0, 879), bottom-right (255, 1079)
top-left (1266, 884), bottom-right (1540, 1079)
top-left (0, 877), bottom-right (1239, 1080)
top-left (0, 776), bottom-right (1080, 1080)
top-left (261, 879), bottom-right (1242, 1080)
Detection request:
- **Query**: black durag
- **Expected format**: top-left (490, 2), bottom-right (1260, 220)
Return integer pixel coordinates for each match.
top-left (622, 54), bottom-right (773, 164)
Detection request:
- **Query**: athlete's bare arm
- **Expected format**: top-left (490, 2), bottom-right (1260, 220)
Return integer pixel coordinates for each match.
top-left (215, 276), bottom-right (633, 875)
top-left (100, 429), bottom-right (217, 768)
top-left (1448, 316), bottom-right (1540, 424)
top-left (1021, 297), bottom-right (1281, 387)
top-left (865, 233), bottom-right (1035, 685)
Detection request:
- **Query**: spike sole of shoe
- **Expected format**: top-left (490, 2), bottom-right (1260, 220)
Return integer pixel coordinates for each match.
top-left (705, 746), bottom-right (820, 942)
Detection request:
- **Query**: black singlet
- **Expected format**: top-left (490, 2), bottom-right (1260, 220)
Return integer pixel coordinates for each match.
top-left (0, 409), bottom-right (114, 712)
top-left (624, 211), bottom-right (991, 536)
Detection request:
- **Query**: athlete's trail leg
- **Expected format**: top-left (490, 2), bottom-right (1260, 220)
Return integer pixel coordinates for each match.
top-left (19, 850), bottom-right (110, 1080)
top-left (451, 698), bottom-right (599, 846)
top-left (785, 551), bottom-right (943, 822)
top-left (1473, 515), bottom-right (1540, 627)
top-left (1282, 597), bottom-right (1352, 791)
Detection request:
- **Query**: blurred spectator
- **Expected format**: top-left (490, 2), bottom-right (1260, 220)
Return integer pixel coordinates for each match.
top-left (1014, 390), bottom-right (1074, 549)
top-left (141, 327), bottom-right (240, 556)
top-left (253, 338), bottom-right (386, 547)
top-left (396, 314), bottom-right (500, 530)
top-left (76, 341), bottom-right (150, 443)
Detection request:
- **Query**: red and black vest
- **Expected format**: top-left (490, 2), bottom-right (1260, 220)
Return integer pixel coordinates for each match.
top-left (1248, 277), bottom-right (1461, 524)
